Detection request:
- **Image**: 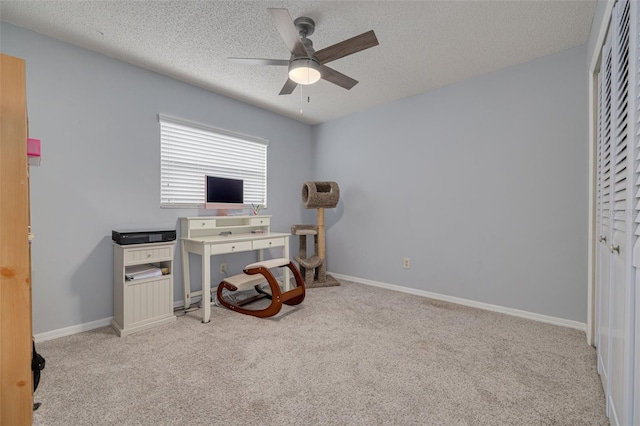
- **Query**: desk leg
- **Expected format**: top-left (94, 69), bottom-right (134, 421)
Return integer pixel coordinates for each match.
top-left (283, 236), bottom-right (290, 291)
top-left (182, 241), bottom-right (191, 309)
top-left (202, 244), bottom-right (211, 323)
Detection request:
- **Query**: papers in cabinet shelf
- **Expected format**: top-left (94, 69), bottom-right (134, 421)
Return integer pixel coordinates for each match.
top-left (125, 264), bottom-right (162, 281)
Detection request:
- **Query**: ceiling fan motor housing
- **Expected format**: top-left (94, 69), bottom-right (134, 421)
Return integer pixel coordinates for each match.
top-left (294, 16), bottom-right (315, 37)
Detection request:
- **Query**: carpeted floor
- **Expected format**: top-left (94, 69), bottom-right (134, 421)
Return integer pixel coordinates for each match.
top-left (32, 280), bottom-right (608, 425)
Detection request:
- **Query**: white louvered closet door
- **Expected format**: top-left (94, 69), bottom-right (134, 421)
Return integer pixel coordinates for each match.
top-left (597, 31), bottom-right (613, 410)
top-left (596, 1), bottom-right (637, 425)
top-left (596, 1), bottom-right (638, 424)
top-left (632, 0), bottom-right (640, 423)
top-left (609, 1), bottom-right (633, 424)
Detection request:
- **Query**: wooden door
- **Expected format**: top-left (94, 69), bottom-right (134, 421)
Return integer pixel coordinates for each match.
top-left (0, 54), bottom-right (32, 424)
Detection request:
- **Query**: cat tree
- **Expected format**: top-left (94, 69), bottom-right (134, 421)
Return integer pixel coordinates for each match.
top-left (291, 181), bottom-right (340, 288)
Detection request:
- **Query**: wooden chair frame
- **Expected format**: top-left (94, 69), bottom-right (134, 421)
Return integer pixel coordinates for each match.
top-left (216, 260), bottom-right (306, 318)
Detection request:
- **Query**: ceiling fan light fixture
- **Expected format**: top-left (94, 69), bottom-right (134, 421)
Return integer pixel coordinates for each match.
top-left (288, 58), bottom-right (321, 85)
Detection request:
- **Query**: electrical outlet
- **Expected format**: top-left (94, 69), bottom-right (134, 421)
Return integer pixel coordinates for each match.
top-left (403, 258), bottom-right (411, 269)
top-left (219, 263), bottom-right (227, 274)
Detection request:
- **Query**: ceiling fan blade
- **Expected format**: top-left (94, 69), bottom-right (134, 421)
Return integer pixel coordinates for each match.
top-left (320, 65), bottom-right (358, 90)
top-left (315, 30), bottom-right (379, 64)
top-left (268, 8), bottom-right (307, 57)
top-left (229, 58), bottom-right (289, 66)
top-left (279, 78), bottom-right (298, 95)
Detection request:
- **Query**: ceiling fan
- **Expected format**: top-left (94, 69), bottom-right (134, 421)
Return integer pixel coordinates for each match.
top-left (229, 8), bottom-right (379, 95)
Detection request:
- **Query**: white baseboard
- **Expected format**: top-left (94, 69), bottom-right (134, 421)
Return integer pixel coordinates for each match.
top-left (35, 299), bottom-right (199, 343)
top-left (175, 299), bottom-right (189, 308)
top-left (34, 276), bottom-right (585, 343)
top-left (34, 317), bottom-right (114, 343)
top-left (33, 300), bottom-right (199, 343)
top-left (331, 273), bottom-right (586, 332)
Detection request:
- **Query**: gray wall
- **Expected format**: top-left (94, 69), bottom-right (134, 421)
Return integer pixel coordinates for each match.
top-left (1, 23), bottom-right (314, 334)
top-left (313, 45), bottom-right (588, 322)
top-left (2, 21), bottom-right (589, 333)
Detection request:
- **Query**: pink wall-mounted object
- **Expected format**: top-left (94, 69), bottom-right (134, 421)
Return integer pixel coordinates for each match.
top-left (27, 138), bottom-right (41, 166)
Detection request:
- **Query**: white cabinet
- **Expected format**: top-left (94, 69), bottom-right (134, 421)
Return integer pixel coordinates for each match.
top-left (112, 241), bottom-right (177, 336)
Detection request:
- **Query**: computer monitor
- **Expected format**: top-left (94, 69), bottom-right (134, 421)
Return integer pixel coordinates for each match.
top-left (205, 175), bottom-right (244, 215)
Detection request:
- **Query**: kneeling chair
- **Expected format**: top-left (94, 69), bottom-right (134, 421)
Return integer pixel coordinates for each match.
top-left (216, 258), bottom-right (305, 318)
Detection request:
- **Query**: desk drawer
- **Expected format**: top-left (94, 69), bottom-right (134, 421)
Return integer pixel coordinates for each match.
top-left (209, 241), bottom-right (252, 255)
top-left (124, 246), bottom-right (173, 265)
top-left (249, 217), bottom-right (270, 226)
top-left (190, 219), bottom-right (217, 230)
top-left (253, 237), bottom-right (285, 250)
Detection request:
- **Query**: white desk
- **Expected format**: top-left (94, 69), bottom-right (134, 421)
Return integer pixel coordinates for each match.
top-left (180, 216), bottom-right (290, 323)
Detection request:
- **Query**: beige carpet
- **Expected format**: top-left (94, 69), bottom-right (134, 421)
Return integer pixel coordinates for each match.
top-left (33, 280), bottom-right (607, 425)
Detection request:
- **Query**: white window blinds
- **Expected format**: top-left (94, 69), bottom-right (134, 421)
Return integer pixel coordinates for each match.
top-left (159, 115), bottom-right (268, 208)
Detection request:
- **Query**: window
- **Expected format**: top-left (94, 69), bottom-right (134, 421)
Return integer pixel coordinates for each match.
top-left (159, 115), bottom-right (268, 208)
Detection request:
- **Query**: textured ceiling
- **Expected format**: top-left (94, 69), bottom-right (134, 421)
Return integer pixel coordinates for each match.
top-left (0, 1), bottom-right (596, 125)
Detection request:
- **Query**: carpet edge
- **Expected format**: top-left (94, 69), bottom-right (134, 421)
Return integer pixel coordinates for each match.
top-left (331, 272), bottom-right (587, 334)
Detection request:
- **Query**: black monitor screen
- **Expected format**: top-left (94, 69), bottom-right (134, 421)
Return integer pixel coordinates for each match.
top-left (206, 176), bottom-right (243, 203)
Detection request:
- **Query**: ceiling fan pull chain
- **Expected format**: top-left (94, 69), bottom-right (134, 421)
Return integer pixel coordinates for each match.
top-left (300, 84), bottom-right (304, 115)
